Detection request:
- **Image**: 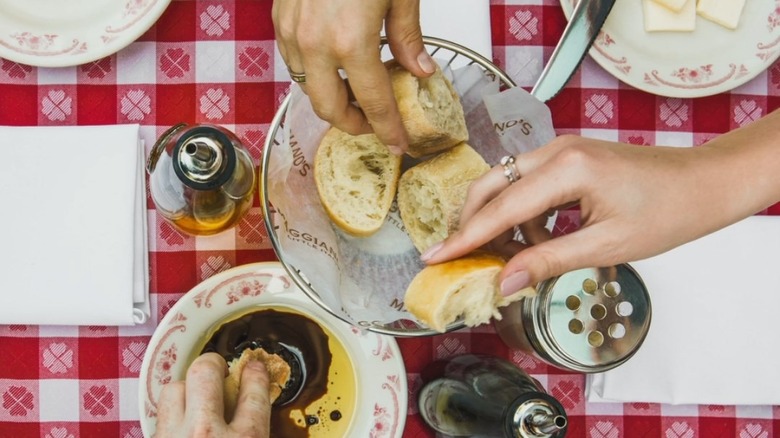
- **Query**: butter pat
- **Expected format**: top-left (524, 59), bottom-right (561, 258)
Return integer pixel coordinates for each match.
top-left (643, 0), bottom-right (696, 32)
top-left (651, 0), bottom-right (688, 12)
top-left (696, 0), bottom-right (745, 30)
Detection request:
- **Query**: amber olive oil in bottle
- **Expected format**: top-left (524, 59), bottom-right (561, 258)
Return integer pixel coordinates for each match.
top-left (148, 123), bottom-right (255, 236)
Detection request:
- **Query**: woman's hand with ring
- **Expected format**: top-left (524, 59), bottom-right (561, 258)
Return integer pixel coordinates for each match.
top-left (272, 0), bottom-right (435, 155)
top-left (422, 134), bottom-right (755, 296)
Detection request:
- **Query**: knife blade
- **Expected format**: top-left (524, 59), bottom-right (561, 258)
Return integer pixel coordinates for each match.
top-left (531, 0), bottom-right (616, 102)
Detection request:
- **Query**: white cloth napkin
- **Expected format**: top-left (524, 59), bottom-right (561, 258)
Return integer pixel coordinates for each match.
top-left (0, 124), bottom-right (149, 326)
top-left (380, 0), bottom-right (493, 66)
top-left (586, 216), bottom-right (780, 405)
top-left (420, 0), bottom-right (492, 63)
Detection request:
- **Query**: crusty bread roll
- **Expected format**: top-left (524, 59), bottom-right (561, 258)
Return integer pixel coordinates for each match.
top-left (389, 61), bottom-right (469, 158)
top-left (397, 142), bottom-right (489, 253)
top-left (223, 348), bottom-right (291, 421)
top-left (315, 127), bottom-right (402, 236)
top-left (404, 252), bottom-right (536, 333)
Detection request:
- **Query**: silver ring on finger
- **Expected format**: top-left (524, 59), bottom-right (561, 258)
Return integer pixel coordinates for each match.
top-left (500, 155), bottom-right (520, 185)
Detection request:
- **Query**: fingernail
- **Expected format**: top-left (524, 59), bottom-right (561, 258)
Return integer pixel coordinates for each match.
top-left (417, 51), bottom-right (436, 74)
top-left (420, 241), bottom-right (443, 261)
top-left (245, 360), bottom-right (266, 372)
top-left (500, 270), bottom-right (531, 297)
top-left (387, 145), bottom-right (404, 156)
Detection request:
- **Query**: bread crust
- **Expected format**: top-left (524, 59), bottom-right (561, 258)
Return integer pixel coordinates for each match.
top-left (404, 252), bottom-right (536, 332)
top-left (313, 62), bottom-right (467, 236)
top-left (397, 142), bottom-right (489, 253)
top-left (223, 348), bottom-right (291, 421)
top-left (389, 62), bottom-right (468, 158)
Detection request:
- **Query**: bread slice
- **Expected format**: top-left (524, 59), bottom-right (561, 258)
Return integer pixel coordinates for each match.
top-left (389, 61), bottom-right (469, 158)
top-left (314, 127), bottom-right (402, 236)
top-left (404, 252), bottom-right (536, 333)
top-left (397, 142), bottom-right (489, 253)
top-left (223, 348), bottom-right (291, 421)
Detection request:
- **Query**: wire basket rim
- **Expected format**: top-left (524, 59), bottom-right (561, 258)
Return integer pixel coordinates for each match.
top-left (259, 36), bottom-right (516, 337)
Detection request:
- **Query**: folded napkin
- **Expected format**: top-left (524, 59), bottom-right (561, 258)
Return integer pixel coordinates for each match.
top-left (419, 0), bottom-right (492, 63)
top-left (380, 0), bottom-right (493, 66)
top-left (0, 124), bottom-right (149, 326)
top-left (586, 216), bottom-right (780, 405)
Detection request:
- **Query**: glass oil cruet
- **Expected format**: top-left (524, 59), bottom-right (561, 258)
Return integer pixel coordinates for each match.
top-left (147, 123), bottom-right (255, 236)
top-left (418, 354), bottom-right (568, 438)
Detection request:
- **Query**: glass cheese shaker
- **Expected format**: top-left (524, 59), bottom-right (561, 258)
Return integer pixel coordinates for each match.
top-left (494, 264), bottom-right (652, 373)
top-left (147, 123), bottom-right (256, 236)
top-left (418, 354), bottom-right (567, 438)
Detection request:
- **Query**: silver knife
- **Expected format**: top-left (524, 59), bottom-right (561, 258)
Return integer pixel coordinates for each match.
top-left (531, 0), bottom-right (616, 102)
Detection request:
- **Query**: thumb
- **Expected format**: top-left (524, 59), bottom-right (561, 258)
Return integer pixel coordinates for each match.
top-left (229, 360), bottom-right (272, 435)
top-left (385, 0), bottom-right (436, 76)
top-left (499, 226), bottom-right (616, 297)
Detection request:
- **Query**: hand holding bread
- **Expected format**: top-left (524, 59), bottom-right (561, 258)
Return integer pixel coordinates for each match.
top-left (223, 348), bottom-right (291, 422)
top-left (272, 0), bottom-right (435, 153)
top-left (315, 61), bottom-right (469, 237)
top-left (313, 60), bottom-right (532, 333)
top-left (404, 252), bottom-right (536, 332)
top-left (397, 142), bottom-right (489, 253)
top-left (155, 352), bottom-right (274, 438)
top-left (386, 61), bottom-right (469, 158)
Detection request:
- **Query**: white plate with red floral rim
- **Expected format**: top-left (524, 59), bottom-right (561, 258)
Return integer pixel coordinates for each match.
top-left (560, 0), bottom-right (780, 98)
top-left (138, 262), bottom-right (407, 438)
top-left (0, 0), bottom-right (172, 67)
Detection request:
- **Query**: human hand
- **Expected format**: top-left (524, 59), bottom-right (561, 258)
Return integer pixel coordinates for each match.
top-left (421, 134), bottom-right (756, 296)
top-left (154, 352), bottom-right (271, 438)
top-left (272, 0), bottom-right (435, 155)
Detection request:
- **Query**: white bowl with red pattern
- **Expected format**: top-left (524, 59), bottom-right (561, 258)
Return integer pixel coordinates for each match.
top-left (138, 262), bottom-right (407, 437)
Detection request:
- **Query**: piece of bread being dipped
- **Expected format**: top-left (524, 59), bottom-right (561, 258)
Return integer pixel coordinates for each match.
top-left (223, 348), bottom-right (291, 421)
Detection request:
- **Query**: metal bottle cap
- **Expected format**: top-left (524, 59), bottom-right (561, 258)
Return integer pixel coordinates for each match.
top-left (173, 126), bottom-right (236, 190)
top-left (507, 392), bottom-right (567, 438)
top-left (522, 264), bottom-right (651, 373)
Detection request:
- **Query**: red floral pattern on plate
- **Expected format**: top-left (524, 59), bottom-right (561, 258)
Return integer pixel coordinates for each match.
top-left (371, 375), bottom-right (404, 437)
top-left (564, 0), bottom-right (780, 97)
top-left (140, 263), bottom-right (406, 437)
top-left (0, 0), bottom-right (170, 67)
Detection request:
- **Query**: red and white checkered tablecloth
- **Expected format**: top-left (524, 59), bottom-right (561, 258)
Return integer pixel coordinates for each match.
top-left (0, 1), bottom-right (778, 437)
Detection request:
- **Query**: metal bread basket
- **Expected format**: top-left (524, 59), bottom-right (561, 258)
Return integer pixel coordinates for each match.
top-left (260, 36), bottom-right (516, 337)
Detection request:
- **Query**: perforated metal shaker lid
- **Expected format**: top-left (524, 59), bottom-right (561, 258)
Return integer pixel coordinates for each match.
top-left (521, 264), bottom-right (651, 373)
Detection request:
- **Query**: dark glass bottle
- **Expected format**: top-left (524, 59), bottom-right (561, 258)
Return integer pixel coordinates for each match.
top-left (419, 354), bottom-right (567, 438)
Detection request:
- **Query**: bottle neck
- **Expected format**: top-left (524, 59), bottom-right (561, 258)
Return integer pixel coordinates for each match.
top-left (179, 137), bottom-right (224, 182)
top-left (172, 126), bottom-right (236, 190)
top-left (506, 393), bottom-right (568, 438)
